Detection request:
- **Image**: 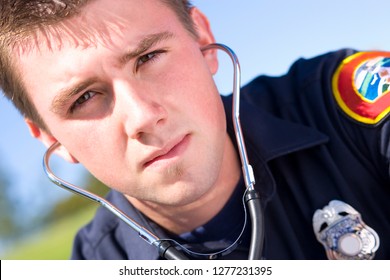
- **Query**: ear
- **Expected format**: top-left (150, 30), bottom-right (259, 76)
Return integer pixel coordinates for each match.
top-left (190, 7), bottom-right (218, 75)
top-left (25, 118), bottom-right (79, 163)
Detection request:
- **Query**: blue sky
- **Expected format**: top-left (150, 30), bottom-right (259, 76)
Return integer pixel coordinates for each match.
top-left (1, 0), bottom-right (390, 236)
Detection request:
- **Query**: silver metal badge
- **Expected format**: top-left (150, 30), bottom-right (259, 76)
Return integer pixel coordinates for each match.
top-left (312, 200), bottom-right (380, 260)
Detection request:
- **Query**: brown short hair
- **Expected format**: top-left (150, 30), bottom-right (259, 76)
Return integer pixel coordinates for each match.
top-left (0, 0), bottom-right (195, 130)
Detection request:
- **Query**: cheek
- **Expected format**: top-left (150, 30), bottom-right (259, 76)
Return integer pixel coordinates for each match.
top-left (165, 52), bottom-right (223, 117)
top-left (50, 120), bottom-right (112, 161)
top-left (184, 76), bottom-right (225, 128)
top-left (56, 124), bottom-right (132, 190)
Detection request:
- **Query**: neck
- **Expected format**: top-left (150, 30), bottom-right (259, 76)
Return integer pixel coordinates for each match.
top-left (126, 134), bottom-right (241, 234)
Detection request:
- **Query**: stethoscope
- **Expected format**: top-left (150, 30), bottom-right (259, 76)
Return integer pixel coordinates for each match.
top-left (43, 44), bottom-right (264, 260)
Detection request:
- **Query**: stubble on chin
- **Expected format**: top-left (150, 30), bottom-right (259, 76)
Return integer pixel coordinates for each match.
top-left (166, 164), bottom-right (184, 180)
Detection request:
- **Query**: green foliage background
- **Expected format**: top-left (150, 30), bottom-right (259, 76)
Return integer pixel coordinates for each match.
top-left (3, 205), bottom-right (97, 259)
top-left (1, 175), bottom-right (108, 260)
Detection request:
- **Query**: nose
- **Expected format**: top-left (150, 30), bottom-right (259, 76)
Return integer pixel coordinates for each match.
top-left (116, 82), bottom-right (167, 140)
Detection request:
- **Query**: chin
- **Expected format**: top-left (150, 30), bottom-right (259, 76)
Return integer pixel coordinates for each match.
top-left (161, 179), bottom-right (216, 207)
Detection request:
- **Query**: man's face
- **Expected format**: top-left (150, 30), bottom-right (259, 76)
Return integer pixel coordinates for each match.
top-left (16, 0), bottom-right (228, 207)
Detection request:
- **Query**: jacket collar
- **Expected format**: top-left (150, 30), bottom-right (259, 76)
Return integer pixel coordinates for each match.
top-left (222, 94), bottom-right (328, 163)
top-left (222, 94), bottom-right (328, 202)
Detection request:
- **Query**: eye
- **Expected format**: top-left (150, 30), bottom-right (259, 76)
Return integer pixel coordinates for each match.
top-left (70, 91), bottom-right (97, 112)
top-left (136, 50), bottom-right (166, 70)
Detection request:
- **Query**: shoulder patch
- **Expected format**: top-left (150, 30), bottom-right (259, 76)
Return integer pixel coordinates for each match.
top-left (332, 51), bottom-right (390, 125)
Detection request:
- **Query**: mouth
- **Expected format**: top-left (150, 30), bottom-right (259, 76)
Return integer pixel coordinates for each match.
top-left (143, 134), bottom-right (191, 169)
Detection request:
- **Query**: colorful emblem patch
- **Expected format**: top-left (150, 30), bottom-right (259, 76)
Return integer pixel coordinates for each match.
top-left (333, 51), bottom-right (390, 124)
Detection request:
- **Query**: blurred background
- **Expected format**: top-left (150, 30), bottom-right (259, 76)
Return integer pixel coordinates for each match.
top-left (1, 0), bottom-right (390, 259)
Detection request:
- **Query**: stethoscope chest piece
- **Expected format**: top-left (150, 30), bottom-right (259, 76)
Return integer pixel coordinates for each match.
top-left (312, 200), bottom-right (380, 260)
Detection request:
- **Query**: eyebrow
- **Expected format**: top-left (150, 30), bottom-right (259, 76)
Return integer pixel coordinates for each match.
top-left (50, 31), bottom-right (175, 115)
top-left (50, 77), bottom-right (99, 115)
top-left (118, 31), bottom-right (175, 66)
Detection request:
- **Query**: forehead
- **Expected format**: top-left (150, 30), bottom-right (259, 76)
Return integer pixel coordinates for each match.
top-left (12, 0), bottom-right (185, 81)
top-left (12, 0), bottom-right (178, 56)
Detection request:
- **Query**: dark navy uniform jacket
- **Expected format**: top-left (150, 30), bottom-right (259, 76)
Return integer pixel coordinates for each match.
top-left (71, 49), bottom-right (390, 260)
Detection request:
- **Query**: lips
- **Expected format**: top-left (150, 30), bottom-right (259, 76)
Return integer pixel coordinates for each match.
top-left (143, 134), bottom-right (190, 168)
